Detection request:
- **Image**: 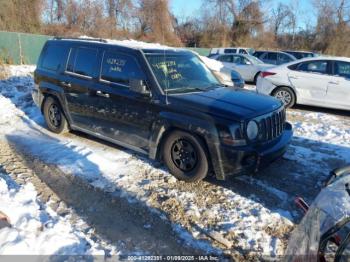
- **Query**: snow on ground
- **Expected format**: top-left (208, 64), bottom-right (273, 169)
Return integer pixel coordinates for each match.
top-left (0, 172), bottom-right (116, 255)
top-left (1, 65), bottom-right (350, 258)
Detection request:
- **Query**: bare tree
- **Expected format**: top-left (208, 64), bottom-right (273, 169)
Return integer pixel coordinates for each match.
top-left (136, 0), bottom-right (181, 45)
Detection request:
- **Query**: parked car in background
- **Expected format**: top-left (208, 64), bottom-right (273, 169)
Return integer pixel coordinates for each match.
top-left (283, 50), bottom-right (318, 60)
top-left (211, 53), bottom-right (274, 83)
top-left (256, 57), bottom-right (350, 110)
top-left (200, 56), bottom-right (245, 88)
top-left (209, 47), bottom-right (255, 57)
top-left (253, 51), bottom-right (297, 65)
top-left (33, 38), bottom-right (292, 182)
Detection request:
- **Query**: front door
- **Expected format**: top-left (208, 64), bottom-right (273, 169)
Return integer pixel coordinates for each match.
top-left (326, 60), bottom-right (350, 110)
top-left (88, 50), bottom-right (158, 151)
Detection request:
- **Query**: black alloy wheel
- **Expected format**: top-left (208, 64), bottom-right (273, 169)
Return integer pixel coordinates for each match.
top-left (163, 130), bottom-right (209, 182)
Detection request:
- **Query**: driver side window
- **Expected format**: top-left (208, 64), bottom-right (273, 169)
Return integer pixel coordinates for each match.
top-left (218, 55), bottom-right (232, 63)
top-left (334, 61), bottom-right (350, 79)
top-left (232, 55), bottom-right (242, 64)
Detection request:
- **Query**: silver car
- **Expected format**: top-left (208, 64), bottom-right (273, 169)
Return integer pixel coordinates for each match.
top-left (211, 53), bottom-right (274, 83)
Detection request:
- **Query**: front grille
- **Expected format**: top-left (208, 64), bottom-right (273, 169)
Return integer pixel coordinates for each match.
top-left (257, 108), bottom-right (286, 141)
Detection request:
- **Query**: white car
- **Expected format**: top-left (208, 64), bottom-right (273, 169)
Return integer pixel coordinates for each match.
top-left (211, 53), bottom-right (274, 83)
top-left (209, 47), bottom-right (255, 56)
top-left (199, 56), bottom-right (245, 88)
top-left (256, 57), bottom-right (350, 110)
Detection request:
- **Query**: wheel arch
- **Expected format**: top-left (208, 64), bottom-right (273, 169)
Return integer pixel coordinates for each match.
top-left (148, 112), bottom-right (226, 179)
top-left (253, 71), bottom-right (261, 83)
top-left (271, 85), bottom-right (298, 104)
top-left (40, 87), bottom-right (72, 127)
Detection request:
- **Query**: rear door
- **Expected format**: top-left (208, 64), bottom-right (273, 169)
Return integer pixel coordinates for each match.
top-left (62, 45), bottom-right (100, 129)
top-left (326, 60), bottom-right (350, 110)
top-left (288, 60), bottom-right (331, 105)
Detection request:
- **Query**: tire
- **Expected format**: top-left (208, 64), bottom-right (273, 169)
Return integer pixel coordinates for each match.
top-left (272, 86), bottom-right (296, 108)
top-left (43, 96), bottom-right (69, 134)
top-left (162, 130), bottom-right (209, 182)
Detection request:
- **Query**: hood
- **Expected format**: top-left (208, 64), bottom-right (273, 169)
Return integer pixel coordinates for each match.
top-left (168, 87), bottom-right (283, 121)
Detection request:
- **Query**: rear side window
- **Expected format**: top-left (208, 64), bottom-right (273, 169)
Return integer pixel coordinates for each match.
top-left (100, 51), bottom-right (145, 86)
top-left (239, 49), bottom-right (247, 54)
top-left (224, 49), bottom-right (237, 54)
top-left (334, 61), bottom-right (350, 78)
top-left (41, 43), bottom-right (66, 71)
top-left (66, 47), bottom-right (98, 77)
top-left (297, 60), bottom-right (328, 74)
top-left (217, 55), bottom-right (232, 63)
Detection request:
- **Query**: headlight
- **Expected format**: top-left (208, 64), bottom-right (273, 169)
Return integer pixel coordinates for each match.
top-left (246, 120), bottom-right (259, 140)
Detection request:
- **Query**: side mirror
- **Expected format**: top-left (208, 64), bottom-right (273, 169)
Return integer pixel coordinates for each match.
top-left (129, 79), bottom-right (150, 96)
top-left (245, 61), bottom-right (252, 65)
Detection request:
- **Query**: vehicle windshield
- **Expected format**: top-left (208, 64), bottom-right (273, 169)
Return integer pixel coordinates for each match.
top-left (247, 48), bottom-right (255, 55)
top-left (145, 53), bottom-right (220, 94)
top-left (248, 55), bottom-right (264, 64)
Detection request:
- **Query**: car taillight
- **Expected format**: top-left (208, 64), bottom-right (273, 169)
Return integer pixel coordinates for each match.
top-left (260, 72), bottom-right (276, 78)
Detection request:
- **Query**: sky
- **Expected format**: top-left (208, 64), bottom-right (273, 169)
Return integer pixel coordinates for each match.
top-left (170, 0), bottom-right (316, 30)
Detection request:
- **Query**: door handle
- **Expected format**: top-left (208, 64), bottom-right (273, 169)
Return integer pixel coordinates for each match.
top-left (328, 81), bottom-right (339, 85)
top-left (96, 90), bottom-right (110, 98)
top-left (60, 81), bottom-right (71, 88)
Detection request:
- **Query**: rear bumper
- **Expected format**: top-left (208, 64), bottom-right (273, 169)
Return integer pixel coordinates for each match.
top-left (31, 88), bottom-right (44, 109)
top-left (217, 122), bottom-right (293, 178)
top-left (256, 76), bottom-right (276, 95)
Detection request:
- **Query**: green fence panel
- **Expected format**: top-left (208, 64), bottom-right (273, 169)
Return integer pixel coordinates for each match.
top-left (0, 31), bottom-right (21, 64)
top-left (19, 33), bottom-right (52, 64)
top-left (0, 31), bottom-right (51, 65)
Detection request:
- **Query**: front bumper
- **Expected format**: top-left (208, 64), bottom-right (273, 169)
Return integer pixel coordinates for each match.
top-left (218, 122), bottom-right (293, 178)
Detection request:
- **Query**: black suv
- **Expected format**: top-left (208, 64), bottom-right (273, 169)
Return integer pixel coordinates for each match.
top-left (33, 38), bottom-right (293, 182)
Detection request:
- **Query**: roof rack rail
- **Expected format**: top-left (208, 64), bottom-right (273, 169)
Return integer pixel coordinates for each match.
top-left (53, 36), bottom-right (108, 43)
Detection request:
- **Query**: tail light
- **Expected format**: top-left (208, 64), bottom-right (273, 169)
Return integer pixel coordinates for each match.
top-left (260, 71), bottom-right (276, 78)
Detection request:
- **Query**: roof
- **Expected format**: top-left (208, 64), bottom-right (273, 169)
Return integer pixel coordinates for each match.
top-left (51, 36), bottom-right (188, 53)
top-left (294, 56), bottom-right (350, 62)
top-left (283, 50), bottom-right (315, 54)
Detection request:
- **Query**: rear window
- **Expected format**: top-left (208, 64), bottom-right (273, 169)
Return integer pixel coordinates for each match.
top-left (224, 49), bottom-right (237, 54)
top-left (41, 43), bottom-right (67, 71)
top-left (278, 53), bottom-right (293, 62)
top-left (66, 47), bottom-right (98, 77)
top-left (267, 52), bottom-right (277, 60)
top-left (100, 51), bottom-right (145, 86)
